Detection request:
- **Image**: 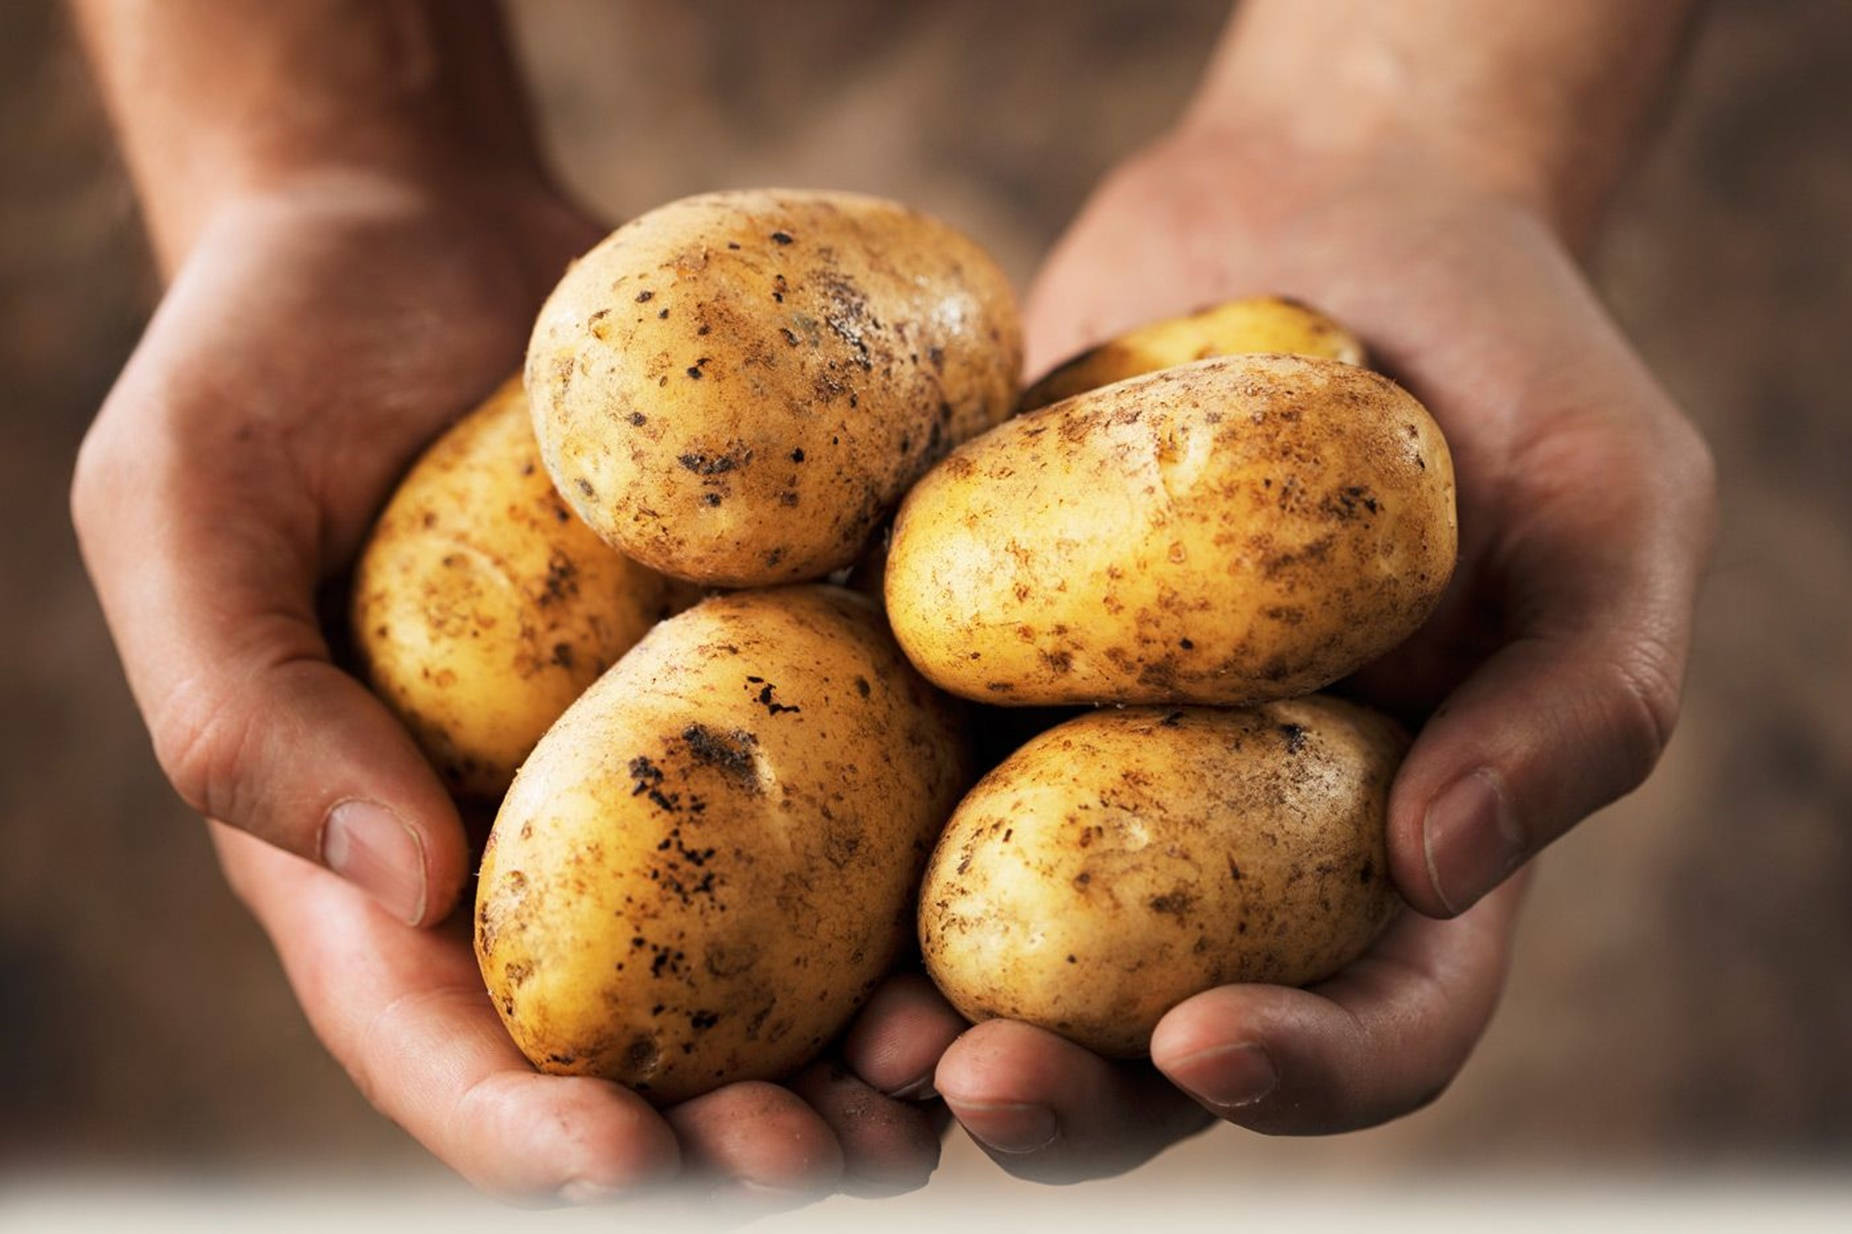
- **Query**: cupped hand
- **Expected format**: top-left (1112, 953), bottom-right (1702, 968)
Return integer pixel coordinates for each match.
top-left (72, 170), bottom-right (951, 1200)
top-left (924, 124), bottom-right (1715, 1178)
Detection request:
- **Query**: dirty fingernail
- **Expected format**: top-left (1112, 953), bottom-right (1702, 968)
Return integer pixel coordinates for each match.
top-left (1422, 768), bottom-right (1521, 915)
top-left (1165, 1041), bottom-right (1280, 1111)
top-left (947, 1100), bottom-right (1058, 1154)
top-left (323, 800), bottom-right (427, 925)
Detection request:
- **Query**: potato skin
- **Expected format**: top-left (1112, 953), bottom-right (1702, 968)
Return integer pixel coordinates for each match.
top-left (351, 378), bottom-right (691, 800)
top-left (919, 698), bottom-right (1405, 1057)
top-left (1019, 295), bottom-right (1366, 412)
top-left (885, 353), bottom-right (1457, 706)
top-left (475, 586), bottom-right (969, 1104)
top-left (526, 189), bottom-right (1022, 587)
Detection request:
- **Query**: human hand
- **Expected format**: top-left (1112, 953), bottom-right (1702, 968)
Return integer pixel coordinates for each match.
top-left (920, 119), bottom-right (1713, 1177)
top-left (72, 170), bottom-right (949, 1200)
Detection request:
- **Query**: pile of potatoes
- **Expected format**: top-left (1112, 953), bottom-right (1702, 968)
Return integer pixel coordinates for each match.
top-left (351, 189), bottom-right (1457, 1101)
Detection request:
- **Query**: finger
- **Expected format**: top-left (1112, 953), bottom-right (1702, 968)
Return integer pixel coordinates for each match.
top-left (1386, 416), bottom-right (1715, 917)
top-left (788, 1061), bottom-right (944, 1195)
top-left (73, 362), bottom-right (467, 926)
top-left (935, 1020), bottom-right (1212, 1183)
top-left (839, 972), bottom-right (968, 1099)
top-left (1152, 876), bottom-right (1524, 1134)
top-left (662, 1081), bottom-right (844, 1195)
top-left (211, 824), bottom-right (679, 1202)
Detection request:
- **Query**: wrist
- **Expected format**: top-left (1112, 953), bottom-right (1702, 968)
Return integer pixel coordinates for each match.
top-left (1161, 105), bottom-right (1575, 249)
top-left (150, 135), bottom-right (569, 277)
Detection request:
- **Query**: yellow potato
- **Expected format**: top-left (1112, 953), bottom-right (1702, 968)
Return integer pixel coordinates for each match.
top-left (352, 378), bottom-right (691, 800)
top-left (885, 353), bottom-right (1456, 706)
top-left (919, 698), bottom-right (1405, 1057)
top-left (475, 586), bottom-right (969, 1104)
top-left (1018, 296), bottom-right (1366, 412)
top-left (526, 189), bottom-right (1022, 587)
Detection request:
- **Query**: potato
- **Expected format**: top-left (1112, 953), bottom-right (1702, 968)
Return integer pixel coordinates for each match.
top-left (1019, 295), bottom-right (1366, 412)
top-left (475, 586), bottom-right (969, 1104)
top-left (919, 697), bottom-right (1405, 1057)
top-left (526, 189), bottom-right (1022, 587)
top-left (885, 353), bottom-right (1456, 706)
top-left (351, 378), bottom-right (692, 800)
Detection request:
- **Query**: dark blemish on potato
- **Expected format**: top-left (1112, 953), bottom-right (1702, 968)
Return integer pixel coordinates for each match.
top-left (1160, 711), bottom-right (1185, 728)
top-left (549, 642), bottom-right (575, 670)
top-left (689, 1010), bottom-right (720, 1030)
top-left (702, 493), bottom-right (722, 507)
top-left (1360, 861), bottom-right (1374, 884)
top-left (1263, 605), bottom-right (1305, 625)
top-left (1149, 891), bottom-right (1192, 916)
top-left (753, 682), bottom-right (801, 716)
top-left (1228, 857), bottom-right (1243, 881)
top-left (681, 723), bottom-right (760, 784)
top-left (677, 447), bottom-right (749, 475)
top-left (1074, 871), bottom-right (1092, 887)
top-left (626, 1037), bottom-right (660, 1071)
top-left (770, 230), bottom-right (794, 245)
top-left (686, 363), bottom-right (706, 379)
top-left (854, 675), bottom-right (871, 698)
top-left (576, 478), bottom-right (595, 499)
top-left (1065, 954), bottom-right (1076, 964)
top-left (778, 491), bottom-right (799, 507)
top-left (790, 448), bottom-right (806, 463)
top-left (780, 326), bottom-right (800, 347)
top-left (635, 290), bottom-right (654, 303)
top-left (1179, 638), bottom-right (1195, 650)
top-left (985, 681), bottom-right (1015, 693)
top-left (1041, 649), bottom-right (1073, 674)
top-left (540, 552), bottom-right (579, 605)
top-left (628, 411), bottom-right (647, 426)
top-left (1278, 723), bottom-right (1308, 754)
top-left (629, 755), bottom-right (664, 797)
top-left (658, 307), bottom-right (670, 319)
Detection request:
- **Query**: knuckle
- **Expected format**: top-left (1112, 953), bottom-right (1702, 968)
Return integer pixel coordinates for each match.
top-left (1597, 643), bottom-right (1683, 790)
top-left (68, 424), bottom-right (121, 545)
top-left (150, 679), bottom-right (261, 827)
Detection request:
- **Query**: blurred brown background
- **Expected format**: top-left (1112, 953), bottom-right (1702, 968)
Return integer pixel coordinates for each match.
top-left (3, 0), bottom-right (1849, 1189)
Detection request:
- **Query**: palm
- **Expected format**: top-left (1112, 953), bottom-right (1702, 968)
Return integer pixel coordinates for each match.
top-left (80, 181), bottom-right (956, 1198)
top-left (929, 131), bottom-right (1708, 1178)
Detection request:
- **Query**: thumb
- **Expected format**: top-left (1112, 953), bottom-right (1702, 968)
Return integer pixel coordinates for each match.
top-left (1386, 422), bottom-right (1715, 918)
top-left (73, 415), bottom-right (467, 927)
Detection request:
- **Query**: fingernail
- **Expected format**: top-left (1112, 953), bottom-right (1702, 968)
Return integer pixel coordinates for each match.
top-left (558, 1179), bottom-right (622, 1206)
top-left (886, 1072), bottom-right (939, 1102)
top-left (1423, 768), bottom-right (1521, 915)
top-left (1165, 1042), bottom-right (1279, 1111)
top-left (323, 800), bottom-right (427, 925)
top-left (947, 1100), bottom-right (1058, 1154)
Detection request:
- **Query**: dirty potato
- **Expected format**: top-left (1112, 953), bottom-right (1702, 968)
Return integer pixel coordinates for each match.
top-left (526, 189), bottom-right (1022, 587)
top-left (919, 697), bottom-right (1405, 1057)
top-left (475, 586), bottom-right (969, 1104)
top-left (352, 378), bottom-right (692, 800)
top-left (1019, 295), bottom-right (1366, 411)
top-left (885, 353), bottom-right (1456, 706)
